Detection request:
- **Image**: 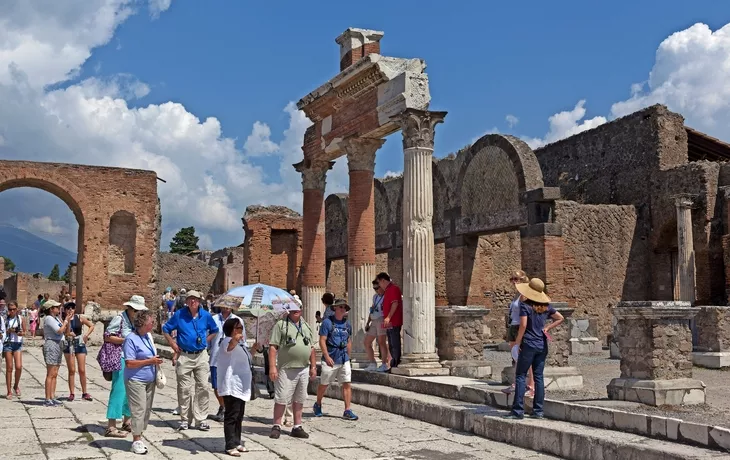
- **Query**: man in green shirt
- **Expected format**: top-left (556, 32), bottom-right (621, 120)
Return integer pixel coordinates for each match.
top-left (268, 302), bottom-right (316, 439)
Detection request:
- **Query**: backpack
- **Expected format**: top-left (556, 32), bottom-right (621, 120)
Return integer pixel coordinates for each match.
top-left (325, 319), bottom-right (351, 353)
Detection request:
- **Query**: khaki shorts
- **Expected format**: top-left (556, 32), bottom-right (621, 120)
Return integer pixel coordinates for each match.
top-left (366, 318), bottom-right (387, 337)
top-left (274, 367), bottom-right (309, 405)
top-left (320, 360), bottom-right (352, 385)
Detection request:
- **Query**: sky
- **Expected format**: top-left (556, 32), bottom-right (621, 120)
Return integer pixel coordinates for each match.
top-left (0, 0), bottom-right (729, 253)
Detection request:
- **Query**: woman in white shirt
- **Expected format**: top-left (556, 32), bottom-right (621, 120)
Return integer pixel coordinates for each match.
top-left (216, 317), bottom-right (252, 457)
top-left (3, 301), bottom-right (25, 399)
top-left (42, 300), bottom-right (72, 406)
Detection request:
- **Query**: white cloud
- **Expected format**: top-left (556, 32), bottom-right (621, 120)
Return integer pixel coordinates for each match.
top-left (611, 23), bottom-right (730, 140)
top-left (523, 100), bottom-right (607, 149)
top-left (243, 121), bottom-right (279, 156)
top-left (27, 216), bottom-right (64, 235)
top-left (383, 170), bottom-right (402, 179)
top-left (505, 114), bottom-right (519, 128)
top-left (198, 233), bottom-right (213, 250)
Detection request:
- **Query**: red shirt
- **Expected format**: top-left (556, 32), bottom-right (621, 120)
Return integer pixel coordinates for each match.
top-left (382, 283), bottom-right (403, 327)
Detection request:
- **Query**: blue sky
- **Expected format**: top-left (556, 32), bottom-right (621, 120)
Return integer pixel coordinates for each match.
top-left (0, 0), bottom-right (729, 253)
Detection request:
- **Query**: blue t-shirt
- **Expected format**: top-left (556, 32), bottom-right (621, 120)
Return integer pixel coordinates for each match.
top-left (508, 295), bottom-right (521, 326)
top-left (162, 307), bottom-right (219, 353)
top-left (123, 332), bottom-right (157, 382)
top-left (519, 302), bottom-right (557, 351)
top-left (319, 317), bottom-right (352, 365)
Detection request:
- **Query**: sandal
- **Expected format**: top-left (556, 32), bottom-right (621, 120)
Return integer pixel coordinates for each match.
top-left (121, 422), bottom-right (132, 432)
top-left (6, 393), bottom-right (11, 400)
top-left (104, 428), bottom-right (127, 438)
top-left (13, 386), bottom-right (20, 397)
top-left (226, 449), bottom-right (241, 457)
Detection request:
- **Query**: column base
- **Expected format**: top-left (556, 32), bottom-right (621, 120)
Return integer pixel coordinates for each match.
top-left (391, 353), bottom-right (450, 376)
top-left (607, 378), bottom-right (706, 406)
top-left (692, 351), bottom-right (730, 369)
top-left (440, 360), bottom-right (492, 379)
top-left (569, 337), bottom-right (602, 354)
top-left (501, 366), bottom-right (583, 390)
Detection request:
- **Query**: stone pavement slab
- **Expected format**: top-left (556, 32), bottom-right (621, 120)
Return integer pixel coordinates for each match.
top-left (1, 346), bottom-right (560, 460)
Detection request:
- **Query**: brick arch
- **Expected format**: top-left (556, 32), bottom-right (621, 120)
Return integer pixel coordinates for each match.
top-left (0, 161), bottom-right (159, 309)
top-left (456, 134), bottom-right (544, 200)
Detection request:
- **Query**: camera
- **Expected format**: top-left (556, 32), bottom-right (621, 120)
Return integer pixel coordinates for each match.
top-left (303, 337), bottom-right (310, 346)
top-left (285, 337), bottom-right (296, 346)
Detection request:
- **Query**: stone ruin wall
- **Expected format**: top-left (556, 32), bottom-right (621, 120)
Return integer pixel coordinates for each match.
top-left (156, 252), bottom-right (218, 296)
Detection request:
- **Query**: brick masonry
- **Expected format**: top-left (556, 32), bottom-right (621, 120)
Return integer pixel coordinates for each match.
top-left (0, 161), bottom-right (159, 310)
top-left (694, 306), bottom-right (730, 352)
top-left (156, 252), bottom-right (217, 296)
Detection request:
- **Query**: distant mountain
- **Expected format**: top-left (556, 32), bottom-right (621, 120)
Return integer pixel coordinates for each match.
top-left (0, 226), bottom-right (77, 275)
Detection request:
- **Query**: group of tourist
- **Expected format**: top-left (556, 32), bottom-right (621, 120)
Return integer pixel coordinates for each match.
top-left (0, 265), bottom-right (565, 455)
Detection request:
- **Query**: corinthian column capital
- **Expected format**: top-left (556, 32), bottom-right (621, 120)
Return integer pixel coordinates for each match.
top-left (341, 137), bottom-right (385, 172)
top-left (395, 109), bottom-right (447, 150)
top-left (294, 160), bottom-right (334, 190)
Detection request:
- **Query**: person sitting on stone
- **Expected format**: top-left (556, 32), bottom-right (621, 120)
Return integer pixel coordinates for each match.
top-left (313, 298), bottom-right (358, 420)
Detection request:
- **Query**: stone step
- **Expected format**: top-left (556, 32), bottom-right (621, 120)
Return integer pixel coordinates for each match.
top-left (296, 372), bottom-right (728, 460)
top-left (349, 367), bottom-right (730, 453)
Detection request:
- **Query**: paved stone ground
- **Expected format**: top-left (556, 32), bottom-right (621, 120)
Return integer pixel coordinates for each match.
top-left (4, 345), bottom-right (560, 460)
top-left (485, 348), bottom-right (730, 428)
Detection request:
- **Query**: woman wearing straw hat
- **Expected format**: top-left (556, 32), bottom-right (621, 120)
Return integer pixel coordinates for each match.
top-left (42, 299), bottom-right (71, 406)
top-left (503, 278), bottom-right (564, 420)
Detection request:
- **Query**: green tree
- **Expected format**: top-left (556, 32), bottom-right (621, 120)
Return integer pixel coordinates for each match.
top-left (61, 263), bottom-right (73, 283)
top-left (48, 264), bottom-right (61, 281)
top-left (170, 226), bottom-right (200, 254)
top-left (1, 256), bottom-right (15, 271)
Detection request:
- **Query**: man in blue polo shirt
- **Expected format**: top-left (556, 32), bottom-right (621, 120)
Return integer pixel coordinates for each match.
top-left (163, 290), bottom-right (218, 431)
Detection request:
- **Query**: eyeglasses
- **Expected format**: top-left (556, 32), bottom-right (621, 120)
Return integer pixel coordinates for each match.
top-left (7, 308), bottom-right (16, 311)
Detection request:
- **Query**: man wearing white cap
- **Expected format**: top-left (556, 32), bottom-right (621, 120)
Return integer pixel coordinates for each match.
top-left (163, 290), bottom-right (219, 431)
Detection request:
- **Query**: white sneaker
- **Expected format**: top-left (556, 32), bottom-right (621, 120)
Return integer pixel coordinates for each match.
top-left (364, 362), bottom-right (378, 371)
top-left (376, 363), bottom-right (389, 372)
top-left (172, 407), bottom-right (180, 416)
top-left (131, 440), bottom-right (148, 455)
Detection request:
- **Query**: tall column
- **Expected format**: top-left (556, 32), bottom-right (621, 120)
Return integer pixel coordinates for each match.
top-left (295, 161), bottom-right (333, 327)
top-left (391, 109), bottom-right (449, 376)
top-left (341, 137), bottom-right (385, 359)
top-left (675, 195), bottom-right (696, 305)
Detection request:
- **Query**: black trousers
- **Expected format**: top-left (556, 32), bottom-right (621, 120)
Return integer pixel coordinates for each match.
top-left (223, 396), bottom-right (246, 450)
top-left (387, 326), bottom-right (402, 368)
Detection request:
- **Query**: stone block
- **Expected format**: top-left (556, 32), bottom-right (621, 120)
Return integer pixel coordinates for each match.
top-left (692, 351), bottom-right (730, 369)
top-left (678, 421), bottom-right (709, 445)
top-left (709, 426), bottom-right (730, 451)
top-left (569, 337), bottom-right (602, 354)
top-left (586, 406), bottom-right (614, 429)
top-left (607, 378), bottom-right (706, 406)
top-left (544, 366), bottom-right (583, 390)
top-left (666, 418), bottom-right (681, 441)
top-left (441, 360), bottom-right (492, 379)
top-left (435, 306), bottom-right (490, 362)
top-left (497, 341), bottom-right (512, 352)
top-left (542, 400), bottom-right (565, 420)
top-left (649, 415), bottom-right (667, 438)
top-left (390, 365), bottom-right (450, 377)
top-left (613, 410), bottom-right (647, 434)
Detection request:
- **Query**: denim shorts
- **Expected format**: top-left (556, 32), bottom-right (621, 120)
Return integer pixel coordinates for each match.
top-left (2, 342), bottom-right (22, 353)
top-left (63, 341), bottom-right (88, 355)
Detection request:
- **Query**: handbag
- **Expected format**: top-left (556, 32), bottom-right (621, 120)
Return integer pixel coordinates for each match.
top-left (156, 365), bottom-right (166, 389)
top-left (97, 327), bottom-right (123, 376)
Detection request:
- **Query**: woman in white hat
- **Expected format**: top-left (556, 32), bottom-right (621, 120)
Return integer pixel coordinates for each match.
top-left (42, 299), bottom-right (71, 406)
top-left (104, 295), bottom-right (148, 438)
top-left (503, 278), bottom-right (564, 420)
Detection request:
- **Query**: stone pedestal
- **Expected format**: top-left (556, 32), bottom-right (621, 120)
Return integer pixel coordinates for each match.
top-left (607, 301), bottom-right (706, 406)
top-left (692, 306), bottom-right (730, 369)
top-left (500, 303), bottom-right (583, 390)
top-left (391, 109), bottom-right (449, 377)
top-left (435, 306), bottom-right (492, 378)
top-left (568, 316), bottom-right (603, 354)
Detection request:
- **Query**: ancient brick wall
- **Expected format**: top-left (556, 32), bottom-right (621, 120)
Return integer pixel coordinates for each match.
top-left (243, 205), bottom-right (302, 293)
top-left (4, 273), bottom-right (67, 308)
top-left (0, 161), bottom-right (159, 309)
top-left (695, 306), bottom-right (730, 352)
top-left (156, 252), bottom-right (217, 297)
top-left (326, 258), bottom-right (347, 298)
top-left (555, 201), bottom-right (640, 340)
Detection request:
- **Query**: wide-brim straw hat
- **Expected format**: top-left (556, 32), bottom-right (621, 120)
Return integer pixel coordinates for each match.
top-left (516, 278), bottom-right (551, 304)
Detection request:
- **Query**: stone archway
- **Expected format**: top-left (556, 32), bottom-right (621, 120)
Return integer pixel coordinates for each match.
top-left (0, 161), bottom-right (160, 309)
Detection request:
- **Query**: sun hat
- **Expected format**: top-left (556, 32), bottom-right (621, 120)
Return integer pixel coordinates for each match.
top-left (44, 299), bottom-right (61, 308)
top-left (185, 290), bottom-right (204, 300)
top-left (515, 278), bottom-right (551, 304)
top-left (180, 288), bottom-right (187, 294)
top-left (123, 295), bottom-right (148, 311)
top-left (332, 298), bottom-right (351, 312)
top-left (63, 302), bottom-right (76, 309)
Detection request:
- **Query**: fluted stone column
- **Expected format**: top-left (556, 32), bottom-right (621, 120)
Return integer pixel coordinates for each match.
top-left (342, 137), bottom-right (385, 359)
top-left (391, 109), bottom-right (449, 377)
top-left (675, 196), bottom-right (696, 305)
top-left (295, 161), bottom-right (333, 327)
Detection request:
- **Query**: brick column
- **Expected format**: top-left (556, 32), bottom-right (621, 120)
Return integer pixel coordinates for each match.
top-left (295, 161), bottom-right (333, 327)
top-left (341, 137), bottom-right (385, 358)
top-left (519, 188), bottom-right (565, 300)
top-left (391, 109), bottom-right (449, 376)
top-left (675, 195), bottom-right (696, 304)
